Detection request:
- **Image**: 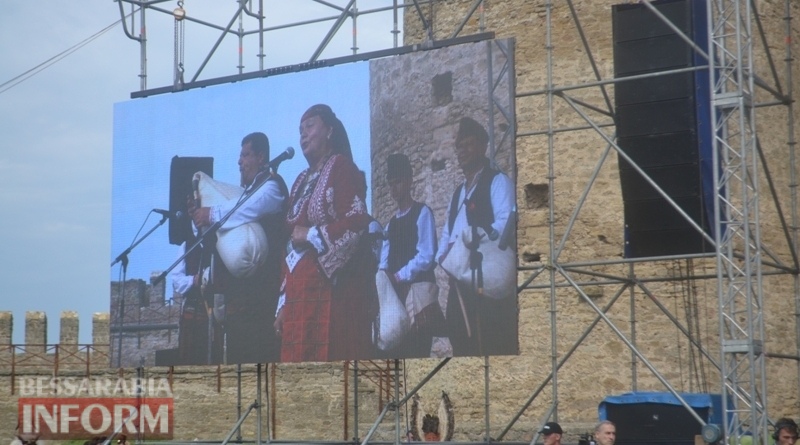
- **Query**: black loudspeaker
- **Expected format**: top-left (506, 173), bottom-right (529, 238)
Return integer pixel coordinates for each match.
top-left (169, 156), bottom-right (213, 245)
top-left (613, 0), bottom-right (714, 258)
top-left (606, 402), bottom-right (709, 445)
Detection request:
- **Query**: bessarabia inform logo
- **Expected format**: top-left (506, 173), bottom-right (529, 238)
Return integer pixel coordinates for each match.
top-left (17, 377), bottom-right (174, 440)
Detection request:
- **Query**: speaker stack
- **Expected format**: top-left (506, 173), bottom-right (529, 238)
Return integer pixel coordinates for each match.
top-left (612, 0), bottom-right (714, 258)
top-left (605, 400), bottom-right (709, 445)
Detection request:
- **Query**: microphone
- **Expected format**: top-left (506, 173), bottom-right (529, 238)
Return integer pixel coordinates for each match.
top-left (153, 209), bottom-right (174, 217)
top-left (268, 147), bottom-right (295, 170)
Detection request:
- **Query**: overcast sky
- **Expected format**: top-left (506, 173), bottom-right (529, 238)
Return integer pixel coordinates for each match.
top-left (0, 1), bottom-right (401, 345)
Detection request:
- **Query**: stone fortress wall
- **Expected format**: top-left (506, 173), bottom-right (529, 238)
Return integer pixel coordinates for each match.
top-left (3, 0), bottom-right (800, 443)
top-left (110, 275), bottom-right (179, 367)
top-left (0, 312), bottom-right (396, 442)
top-left (394, 0), bottom-right (800, 439)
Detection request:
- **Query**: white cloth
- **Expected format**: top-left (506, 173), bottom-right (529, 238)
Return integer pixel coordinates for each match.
top-left (196, 171), bottom-right (285, 278)
top-left (306, 226), bottom-right (324, 253)
top-left (440, 225), bottom-right (516, 300)
top-left (169, 242), bottom-right (195, 295)
top-left (374, 270), bottom-right (410, 351)
top-left (379, 204), bottom-right (437, 283)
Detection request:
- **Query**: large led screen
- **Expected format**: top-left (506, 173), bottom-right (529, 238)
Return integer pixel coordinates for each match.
top-left (110, 38), bottom-right (517, 367)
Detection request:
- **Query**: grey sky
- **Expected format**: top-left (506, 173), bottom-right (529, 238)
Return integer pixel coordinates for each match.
top-left (0, 1), bottom-right (400, 345)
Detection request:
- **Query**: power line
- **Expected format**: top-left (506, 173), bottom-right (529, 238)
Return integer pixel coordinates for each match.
top-left (0, 17), bottom-right (124, 95)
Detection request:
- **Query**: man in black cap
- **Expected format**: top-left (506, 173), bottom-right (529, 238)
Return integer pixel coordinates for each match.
top-left (438, 116), bottom-right (516, 356)
top-left (540, 422), bottom-right (564, 445)
top-left (379, 153), bottom-right (441, 357)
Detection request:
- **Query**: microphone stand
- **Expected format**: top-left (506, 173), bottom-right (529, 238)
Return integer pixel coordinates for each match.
top-left (110, 212), bottom-right (169, 367)
top-left (111, 213), bottom-right (169, 267)
top-left (467, 224), bottom-right (485, 355)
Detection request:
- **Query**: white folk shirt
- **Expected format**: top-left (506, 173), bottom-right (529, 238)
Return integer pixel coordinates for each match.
top-left (438, 169), bottom-right (514, 259)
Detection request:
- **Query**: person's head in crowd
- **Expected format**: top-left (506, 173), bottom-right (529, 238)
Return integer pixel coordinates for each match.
top-left (774, 418), bottom-right (799, 445)
top-left (387, 153), bottom-right (414, 209)
top-left (299, 104), bottom-right (352, 170)
top-left (539, 422), bottom-right (563, 445)
top-left (454, 116), bottom-right (489, 174)
top-left (239, 132), bottom-right (270, 187)
top-left (594, 420), bottom-right (616, 445)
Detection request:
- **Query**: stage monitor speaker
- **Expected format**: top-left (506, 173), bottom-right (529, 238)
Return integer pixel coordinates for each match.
top-left (606, 402), bottom-right (709, 445)
top-left (612, 0), bottom-right (713, 258)
top-left (169, 156), bottom-right (213, 246)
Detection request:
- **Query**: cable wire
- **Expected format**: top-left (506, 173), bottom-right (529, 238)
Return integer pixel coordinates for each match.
top-left (0, 16), bottom-right (127, 95)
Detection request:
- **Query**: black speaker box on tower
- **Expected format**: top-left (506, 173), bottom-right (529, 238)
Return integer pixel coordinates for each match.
top-left (613, 0), bottom-right (714, 258)
top-left (168, 156), bottom-right (213, 246)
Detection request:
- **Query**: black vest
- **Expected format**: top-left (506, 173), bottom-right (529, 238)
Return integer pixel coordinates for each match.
top-left (256, 174), bottom-right (290, 295)
top-left (388, 201), bottom-right (435, 283)
top-left (447, 162), bottom-right (500, 233)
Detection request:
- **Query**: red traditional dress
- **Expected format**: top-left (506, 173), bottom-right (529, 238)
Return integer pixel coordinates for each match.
top-left (281, 154), bottom-right (374, 362)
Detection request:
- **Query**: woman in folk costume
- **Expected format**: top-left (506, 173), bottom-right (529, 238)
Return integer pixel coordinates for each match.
top-left (275, 104), bottom-right (374, 362)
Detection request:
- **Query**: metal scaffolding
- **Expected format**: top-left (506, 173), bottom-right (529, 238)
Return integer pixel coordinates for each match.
top-left (113, 0), bottom-right (798, 442)
top-left (707, 1), bottom-right (767, 443)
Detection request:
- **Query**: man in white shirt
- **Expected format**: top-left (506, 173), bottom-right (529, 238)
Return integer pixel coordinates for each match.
top-left (190, 132), bottom-right (288, 364)
top-left (438, 117), bottom-right (517, 356)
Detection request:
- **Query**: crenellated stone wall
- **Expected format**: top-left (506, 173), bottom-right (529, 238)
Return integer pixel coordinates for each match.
top-left (0, 311), bottom-right (400, 443)
top-left (0, 312), bottom-right (11, 346)
top-left (109, 276), bottom-right (180, 367)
